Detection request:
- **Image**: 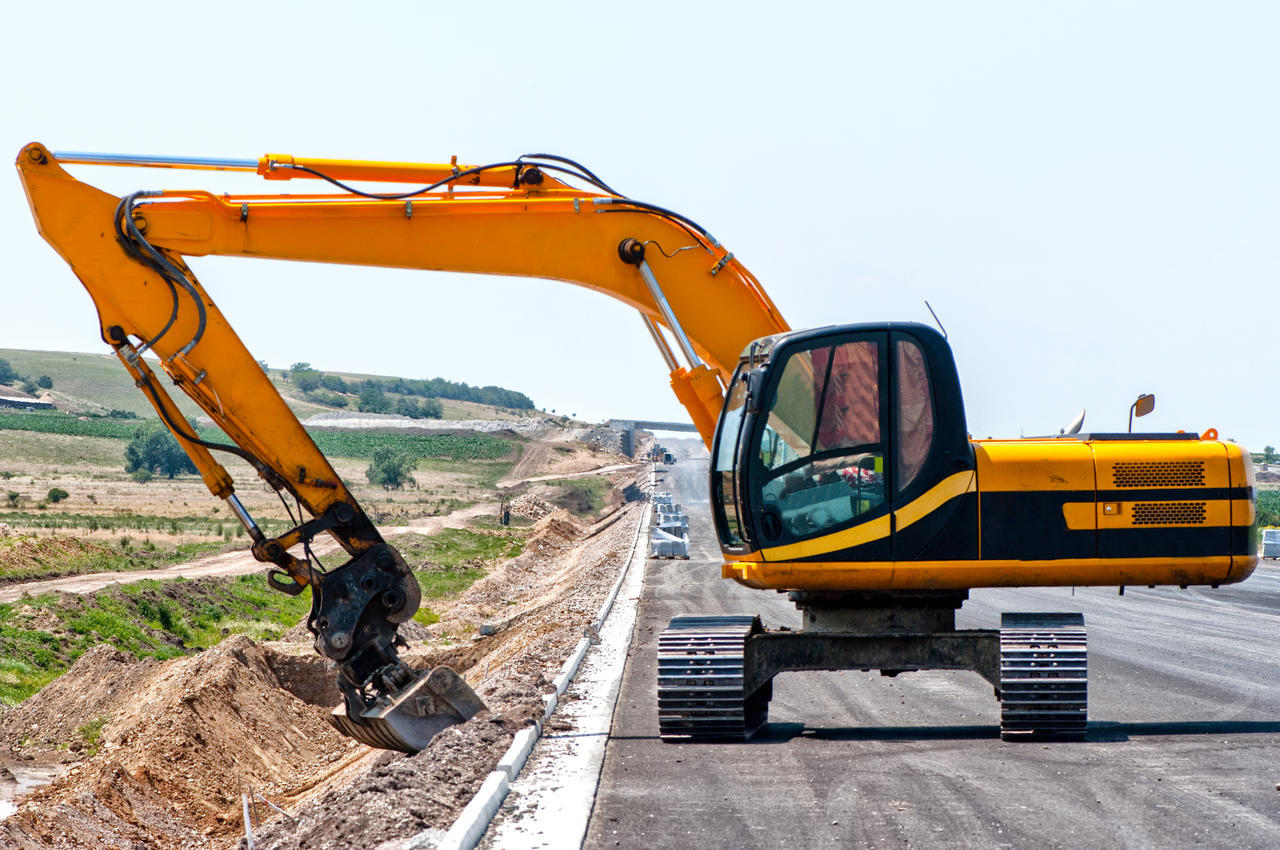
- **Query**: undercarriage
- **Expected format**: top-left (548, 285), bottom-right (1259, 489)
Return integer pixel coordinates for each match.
top-left (657, 591), bottom-right (1087, 742)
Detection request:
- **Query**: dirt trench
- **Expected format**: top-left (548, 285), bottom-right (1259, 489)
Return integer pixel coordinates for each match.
top-left (0, 476), bottom-right (647, 850)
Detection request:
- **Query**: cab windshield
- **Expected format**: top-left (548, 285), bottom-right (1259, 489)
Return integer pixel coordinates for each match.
top-left (754, 338), bottom-right (886, 544)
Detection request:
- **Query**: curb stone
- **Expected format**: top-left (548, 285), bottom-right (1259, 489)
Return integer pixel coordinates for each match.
top-left (397, 480), bottom-right (652, 850)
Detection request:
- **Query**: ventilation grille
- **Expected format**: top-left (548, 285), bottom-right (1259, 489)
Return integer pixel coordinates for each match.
top-left (1112, 461), bottom-right (1205, 488)
top-left (1131, 502), bottom-right (1207, 526)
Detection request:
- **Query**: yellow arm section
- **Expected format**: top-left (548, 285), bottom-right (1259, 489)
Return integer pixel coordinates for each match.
top-left (15, 143), bottom-right (789, 558)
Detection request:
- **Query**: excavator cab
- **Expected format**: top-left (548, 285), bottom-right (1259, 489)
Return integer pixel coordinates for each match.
top-left (713, 322), bottom-right (973, 563)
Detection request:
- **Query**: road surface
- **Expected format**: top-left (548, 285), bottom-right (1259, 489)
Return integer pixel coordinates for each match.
top-left (585, 446), bottom-right (1280, 849)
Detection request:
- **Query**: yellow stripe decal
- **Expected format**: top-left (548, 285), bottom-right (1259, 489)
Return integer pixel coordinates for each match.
top-left (895, 471), bottom-right (977, 532)
top-left (761, 471), bottom-right (976, 562)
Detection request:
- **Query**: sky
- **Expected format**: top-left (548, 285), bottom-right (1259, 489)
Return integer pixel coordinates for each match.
top-left (3, 2), bottom-right (1278, 448)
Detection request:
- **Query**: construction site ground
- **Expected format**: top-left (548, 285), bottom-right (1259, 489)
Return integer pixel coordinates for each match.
top-left (0, 427), bottom-right (647, 849)
top-left (581, 442), bottom-right (1280, 850)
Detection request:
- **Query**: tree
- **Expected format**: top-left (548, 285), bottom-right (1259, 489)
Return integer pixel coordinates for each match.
top-left (1265, 446), bottom-right (1276, 464)
top-left (320, 374), bottom-right (350, 394)
top-left (292, 368), bottom-right (322, 393)
top-left (0, 358), bottom-right (14, 383)
top-left (20, 379), bottom-right (37, 396)
top-left (124, 424), bottom-right (197, 479)
top-left (46, 487), bottom-right (68, 503)
top-left (358, 380), bottom-right (392, 413)
top-left (393, 397), bottom-right (443, 419)
top-left (366, 447), bottom-right (417, 490)
top-left (36, 376), bottom-right (53, 389)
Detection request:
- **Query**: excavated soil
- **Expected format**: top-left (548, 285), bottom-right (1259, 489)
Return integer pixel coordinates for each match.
top-left (0, 469), bottom-right (646, 850)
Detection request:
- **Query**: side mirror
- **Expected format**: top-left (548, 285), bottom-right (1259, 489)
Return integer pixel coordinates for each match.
top-left (1128, 393), bottom-right (1155, 433)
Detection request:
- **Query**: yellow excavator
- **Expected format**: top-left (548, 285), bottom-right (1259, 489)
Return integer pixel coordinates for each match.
top-left (16, 144), bottom-right (1256, 747)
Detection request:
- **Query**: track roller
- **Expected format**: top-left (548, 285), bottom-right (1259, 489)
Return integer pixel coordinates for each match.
top-left (999, 612), bottom-right (1087, 740)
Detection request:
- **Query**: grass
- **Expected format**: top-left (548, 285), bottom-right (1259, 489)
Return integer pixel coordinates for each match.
top-left (0, 511), bottom-right (287, 541)
top-left (0, 430), bottom-right (124, 468)
top-left (77, 715), bottom-right (108, 756)
top-left (0, 348), bottom-right (195, 419)
top-left (1257, 489), bottom-right (1280, 528)
top-left (544, 476), bottom-right (611, 516)
top-left (309, 431), bottom-right (514, 461)
top-left (0, 533), bottom-right (236, 584)
top-left (0, 525), bottom-right (530, 705)
top-left (0, 574), bottom-right (314, 705)
top-left (388, 528), bottom-right (526, 626)
top-left (0, 348), bottom-right (551, 426)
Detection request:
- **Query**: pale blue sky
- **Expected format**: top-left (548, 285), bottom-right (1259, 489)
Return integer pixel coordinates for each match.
top-left (3, 2), bottom-right (1277, 447)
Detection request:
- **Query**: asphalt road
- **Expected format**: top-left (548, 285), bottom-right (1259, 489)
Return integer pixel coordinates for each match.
top-left (585, 444), bottom-right (1280, 849)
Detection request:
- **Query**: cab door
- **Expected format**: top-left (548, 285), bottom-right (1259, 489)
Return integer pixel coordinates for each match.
top-left (748, 330), bottom-right (894, 562)
top-left (888, 330), bottom-right (978, 562)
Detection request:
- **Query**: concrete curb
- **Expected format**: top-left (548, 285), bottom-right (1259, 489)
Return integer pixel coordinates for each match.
top-left (430, 771), bottom-right (511, 850)
top-left (397, 488), bottom-right (652, 850)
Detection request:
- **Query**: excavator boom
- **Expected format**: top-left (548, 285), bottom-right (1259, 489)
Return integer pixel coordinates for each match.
top-left (14, 143), bottom-right (789, 751)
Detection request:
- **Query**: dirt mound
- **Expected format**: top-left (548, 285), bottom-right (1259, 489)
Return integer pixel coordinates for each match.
top-left (507, 493), bottom-right (554, 520)
top-left (0, 645), bottom-right (157, 763)
top-left (529, 510), bottom-right (583, 544)
top-left (1, 468), bottom-right (648, 850)
top-left (1, 635), bottom-right (359, 849)
top-left (247, 671), bottom-right (547, 850)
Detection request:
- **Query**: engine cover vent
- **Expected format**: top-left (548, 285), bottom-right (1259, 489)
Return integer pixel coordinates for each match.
top-left (1112, 461), bottom-right (1205, 488)
top-left (1131, 502), bottom-right (1207, 526)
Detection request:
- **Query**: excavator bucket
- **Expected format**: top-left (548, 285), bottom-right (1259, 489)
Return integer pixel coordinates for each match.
top-left (328, 666), bottom-right (487, 753)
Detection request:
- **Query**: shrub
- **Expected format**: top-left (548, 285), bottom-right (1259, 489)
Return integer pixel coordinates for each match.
top-left (305, 389), bottom-right (348, 408)
top-left (358, 381), bottom-right (392, 414)
top-left (366, 447), bottom-right (417, 490)
top-left (36, 376), bottom-right (52, 389)
top-left (292, 369), bottom-right (322, 393)
top-left (131, 468), bottom-right (154, 484)
top-left (320, 374), bottom-right (350, 394)
top-left (46, 487), bottom-right (69, 504)
top-left (124, 424), bottom-right (197, 479)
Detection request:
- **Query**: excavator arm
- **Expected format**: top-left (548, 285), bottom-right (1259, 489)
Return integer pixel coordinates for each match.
top-left (15, 142), bottom-right (789, 751)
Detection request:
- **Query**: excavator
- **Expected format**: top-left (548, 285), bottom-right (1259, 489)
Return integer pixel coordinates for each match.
top-left (16, 143), bottom-right (1257, 749)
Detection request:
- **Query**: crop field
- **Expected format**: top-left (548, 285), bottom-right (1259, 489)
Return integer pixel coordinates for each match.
top-left (307, 430), bottom-right (515, 461)
top-left (0, 411), bottom-right (515, 462)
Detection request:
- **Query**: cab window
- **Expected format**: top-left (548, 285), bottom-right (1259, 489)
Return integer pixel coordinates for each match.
top-left (894, 336), bottom-right (934, 495)
top-left (755, 338), bottom-right (885, 543)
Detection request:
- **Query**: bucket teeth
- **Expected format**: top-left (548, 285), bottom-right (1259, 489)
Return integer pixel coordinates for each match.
top-left (329, 666), bottom-right (487, 753)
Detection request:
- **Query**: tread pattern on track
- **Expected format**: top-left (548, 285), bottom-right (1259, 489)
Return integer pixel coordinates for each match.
top-left (999, 612), bottom-right (1087, 740)
top-left (657, 615), bottom-right (769, 741)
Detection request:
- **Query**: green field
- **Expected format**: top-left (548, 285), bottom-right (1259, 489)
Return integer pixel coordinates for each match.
top-left (0, 409), bottom-right (515, 464)
top-left (0, 347), bottom-right (546, 425)
top-left (0, 533), bottom-right (235, 584)
top-left (0, 573), bottom-right (315, 706)
top-left (0, 527), bottom-right (520, 707)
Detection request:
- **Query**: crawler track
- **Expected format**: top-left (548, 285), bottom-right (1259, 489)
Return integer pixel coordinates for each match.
top-left (657, 615), bottom-right (769, 740)
top-left (999, 612), bottom-right (1088, 739)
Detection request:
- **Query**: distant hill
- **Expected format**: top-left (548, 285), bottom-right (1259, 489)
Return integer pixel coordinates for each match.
top-left (0, 348), bottom-right (540, 424)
